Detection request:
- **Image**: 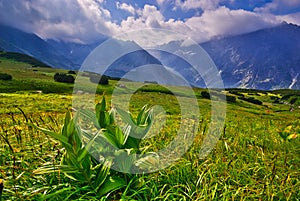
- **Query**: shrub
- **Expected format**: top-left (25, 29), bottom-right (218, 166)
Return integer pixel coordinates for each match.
top-left (89, 74), bottom-right (109, 85)
top-left (0, 73), bottom-right (12, 80)
top-left (54, 73), bottom-right (75, 84)
top-left (201, 91), bottom-right (210, 99)
top-left (68, 70), bottom-right (76, 74)
top-left (137, 85), bottom-right (173, 95)
top-left (226, 95), bottom-right (236, 103)
top-left (281, 94), bottom-right (295, 100)
top-left (228, 90), bottom-right (244, 97)
top-left (270, 96), bottom-right (280, 104)
top-left (144, 81), bottom-right (158, 84)
top-left (239, 97), bottom-right (263, 105)
top-left (290, 97), bottom-right (297, 105)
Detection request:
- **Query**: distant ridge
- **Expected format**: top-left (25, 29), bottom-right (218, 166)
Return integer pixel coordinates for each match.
top-left (0, 51), bottom-right (50, 67)
top-left (0, 24), bottom-right (75, 68)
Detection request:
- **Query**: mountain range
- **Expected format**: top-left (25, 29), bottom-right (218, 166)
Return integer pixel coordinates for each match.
top-left (0, 23), bottom-right (300, 90)
top-left (201, 22), bottom-right (300, 89)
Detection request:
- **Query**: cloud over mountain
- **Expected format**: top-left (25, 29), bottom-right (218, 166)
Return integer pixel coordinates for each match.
top-left (0, 0), bottom-right (299, 44)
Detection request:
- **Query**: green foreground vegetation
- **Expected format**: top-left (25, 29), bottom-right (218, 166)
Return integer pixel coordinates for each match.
top-left (0, 54), bottom-right (299, 200)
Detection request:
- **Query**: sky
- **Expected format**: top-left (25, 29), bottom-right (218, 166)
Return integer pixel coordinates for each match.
top-left (0, 0), bottom-right (299, 44)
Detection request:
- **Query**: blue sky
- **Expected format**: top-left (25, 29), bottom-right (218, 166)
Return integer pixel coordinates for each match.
top-left (0, 0), bottom-right (299, 43)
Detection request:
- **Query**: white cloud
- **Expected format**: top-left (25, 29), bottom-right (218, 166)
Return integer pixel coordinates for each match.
top-left (254, 0), bottom-right (300, 14)
top-left (117, 4), bottom-right (193, 46)
top-left (185, 6), bottom-right (280, 42)
top-left (0, 0), bottom-right (115, 43)
top-left (120, 5), bottom-right (165, 30)
top-left (142, 5), bottom-right (165, 21)
top-left (77, 0), bottom-right (111, 19)
top-left (175, 0), bottom-right (222, 10)
top-left (116, 2), bottom-right (135, 15)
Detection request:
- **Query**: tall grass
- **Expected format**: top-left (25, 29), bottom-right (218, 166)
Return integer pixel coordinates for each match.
top-left (0, 92), bottom-right (299, 200)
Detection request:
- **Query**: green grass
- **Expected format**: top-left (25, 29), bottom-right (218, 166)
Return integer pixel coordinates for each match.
top-left (0, 56), bottom-right (299, 200)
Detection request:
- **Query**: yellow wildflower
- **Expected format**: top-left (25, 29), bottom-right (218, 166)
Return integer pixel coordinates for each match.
top-left (14, 125), bottom-right (22, 131)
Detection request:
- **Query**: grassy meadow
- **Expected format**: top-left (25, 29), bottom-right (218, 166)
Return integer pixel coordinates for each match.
top-left (0, 54), bottom-right (299, 200)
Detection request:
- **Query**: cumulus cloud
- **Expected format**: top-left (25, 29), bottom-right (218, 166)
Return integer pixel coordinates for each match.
top-left (254, 0), bottom-right (300, 14)
top-left (116, 2), bottom-right (135, 15)
top-left (0, 0), bottom-right (116, 43)
top-left (185, 6), bottom-right (280, 41)
top-left (103, 1), bottom-right (296, 45)
top-left (175, 0), bottom-right (223, 10)
top-left (119, 5), bottom-right (281, 43)
top-left (120, 5), bottom-right (165, 30)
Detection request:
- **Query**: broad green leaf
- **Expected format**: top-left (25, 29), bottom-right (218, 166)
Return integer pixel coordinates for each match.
top-left (121, 124), bottom-right (131, 145)
top-left (99, 111), bottom-right (107, 128)
top-left (64, 111), bottom-right (72, 128)
top-left (132, 126), bottom-right (150, 139)
top-left (109, 108), bottom-right (115, 125)
top-left (114, 149), bottom-right (136, 173)
top-left (116, 107), bottom-right (136, 125)
top-left (94, 161), bottom-right (111, 191)
top-left (136, 105), bottom-right (147, 125)
top-left (81, 156), bottom-right (92, 179)
top-left (66, 152), bottom-right (82, 169)
top-left (77, 130), bottom-right (102, 162)
top-left (66, 119), bottom-right (75, 138)
top-left (100, 97), bottom-right (106, 111)
top-left (73, 125), bottom-right (83, 153)
top-left (97, 176), bottom-right (126, 197)
top-left (31, 124), bottom-right (73, 152)
top-left (62, 124), bottom-right (68, 137)
top-left (114, 127), bottom-right (124, 147)
top-left (62, 111), bottom-right (72, 137)
top-left (96, 97), bottom-right (108, 128)
top-left (101, 131), bottom-right (119, 148)
top-left (124, 136), bottom-right (140, 150)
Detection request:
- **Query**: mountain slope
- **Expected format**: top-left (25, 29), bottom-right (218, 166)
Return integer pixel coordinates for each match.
top-left (201, 22), bottom-right (300, 89)
top-left (45, 39), bottom-right (104, 69)
top-left (0, 25), bottom-right (74, 68)
top-left (0, 51), bottom-right (49, 67)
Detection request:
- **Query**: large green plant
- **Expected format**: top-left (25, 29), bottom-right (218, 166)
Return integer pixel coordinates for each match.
top-left (79, 97), bottom-right (155, 173)
top-left (33, 97), bottom-right (157, 199)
